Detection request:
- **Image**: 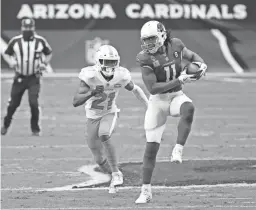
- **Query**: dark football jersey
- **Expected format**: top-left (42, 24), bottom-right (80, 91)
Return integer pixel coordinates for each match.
top-left (136, 38), bottom-right (185, 93)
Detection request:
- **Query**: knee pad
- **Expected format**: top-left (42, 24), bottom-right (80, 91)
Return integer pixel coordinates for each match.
top-left (145, 124), bottom-right (166, 144)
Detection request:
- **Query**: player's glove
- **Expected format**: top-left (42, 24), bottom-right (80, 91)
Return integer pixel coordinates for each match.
top-left (91, 85), bottom-right (104, 97)
top-left (192, 62), bottom-right (207, 79)
top-left (178, 71), bottom-right (196, 84)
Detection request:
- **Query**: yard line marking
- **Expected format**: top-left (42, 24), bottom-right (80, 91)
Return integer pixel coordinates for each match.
top-left (1, 171), bottom-right (82, 175)
top-left (236, 138), bottom-right (256, 141)
top-left (3, 144), bottom-right (256, 149)
top-left (2, 205), bottom-right (256, 210)
top-left (220, 133), bottom-right (254, 136)
top-left (1, 183), bottom-right (256, 192)
top-left (2, 157), bottom-right (256, 162)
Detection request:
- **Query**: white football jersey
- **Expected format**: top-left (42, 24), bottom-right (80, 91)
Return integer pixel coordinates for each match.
top-left (78, 65), bottom-right (131, 119)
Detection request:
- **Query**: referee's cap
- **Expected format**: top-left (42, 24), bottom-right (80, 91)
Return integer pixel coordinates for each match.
top-left (21, 18), bottom-right (35, 30)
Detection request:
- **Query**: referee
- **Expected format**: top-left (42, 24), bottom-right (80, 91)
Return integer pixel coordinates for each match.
top-left (1, 18), bottom-right (53, 136)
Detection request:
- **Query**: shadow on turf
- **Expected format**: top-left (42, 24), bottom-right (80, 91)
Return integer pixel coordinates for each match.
top-left (73, 160), bottom-right (256, 189)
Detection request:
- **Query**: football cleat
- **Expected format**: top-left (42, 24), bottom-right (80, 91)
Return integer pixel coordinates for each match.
top-left (135, 186), bottom-right (152, 204)
top-left (1, 126), bottom-right (8, 135)
top-left (110, 171), bottom-right (123, 186)
top-left (32, 131), bottom-right (41, 136)
top-left (170, 146), bottom-right (183, 163)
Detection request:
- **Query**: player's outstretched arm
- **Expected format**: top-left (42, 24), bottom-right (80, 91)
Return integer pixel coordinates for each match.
top-left (141, 66), bottom-right (185, 95)
top-left (125, 81), bottom-right (148, 107)
top-left (73, 80), bottom-right (93, 107)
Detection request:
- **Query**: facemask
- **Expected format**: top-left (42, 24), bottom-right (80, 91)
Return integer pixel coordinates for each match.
top-left (22, 31), bottom-right (34, 41)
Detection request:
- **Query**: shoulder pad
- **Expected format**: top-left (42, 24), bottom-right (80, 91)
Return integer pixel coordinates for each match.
top-left (117, 66), bottom-right (131, 84)
top-left (119, 66), bottom-right (131, 81)
top-left (136, 51), bottom-right (153, 68)
top-left (9, 35), bottom-right (22, 43)
top-left (171, 38), bottom-right (185, 50)
top-left (78, 66), bottom-right (96, 83)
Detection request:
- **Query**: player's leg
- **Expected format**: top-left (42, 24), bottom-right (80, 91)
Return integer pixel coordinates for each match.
top-left (170, 93), bottom-right (194, 163)
top-left (1, 77), bottom-right (26, 135)
top-left (86, 118), bottom-right (111, 174)
top-left (98, 112), bottom-right (123, 186)
top-left (28, 76), bottom-right (41, 135)
top-left (136, 101), bottom-right (167, 204)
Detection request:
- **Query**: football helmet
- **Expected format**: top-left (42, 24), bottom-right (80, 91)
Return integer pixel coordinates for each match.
top-left (140, 21), bottom-right (167, 54)
top-left (95, 45), bottom-right (120, 77)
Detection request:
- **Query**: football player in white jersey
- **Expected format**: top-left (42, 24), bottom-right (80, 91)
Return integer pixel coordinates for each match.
top-left (73, 45), bottom-right (148, 188)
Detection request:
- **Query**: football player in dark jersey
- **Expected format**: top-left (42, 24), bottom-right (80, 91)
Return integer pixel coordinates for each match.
top-left (135, 20), bottom-right (207, 204)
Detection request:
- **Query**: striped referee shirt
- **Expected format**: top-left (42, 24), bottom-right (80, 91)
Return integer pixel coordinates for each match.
top-left (5, 34), bottom-right (52, 76)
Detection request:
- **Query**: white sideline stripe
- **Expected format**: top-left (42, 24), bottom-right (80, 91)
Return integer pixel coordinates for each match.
top-left (1, 183), bottom-right (256, 192)
top-left (1, 171), bottom-right (82, 175)
top-left (3, 144), bottom-right (256, 149)
top-left (2, 157), bottom-right (256, 162)
top-left (2, 205), bottom-right (256, 210)
top-left (211, 29), bottom-right (244, 74)
top-left (2, 72), bottom-right (256, 79)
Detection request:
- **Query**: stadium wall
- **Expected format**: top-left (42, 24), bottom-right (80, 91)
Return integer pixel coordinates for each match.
top-left (1, 0), bottom-right (256, 73)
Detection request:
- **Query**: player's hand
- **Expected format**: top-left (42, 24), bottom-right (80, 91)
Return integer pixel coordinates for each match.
top-left (91, 85), bottom-right (104, 96)
top-left (39, 63), bottom-right (47, 71)
top-left (192, 62), bottom-right (207, 78)
top-left (9, 60), bottom-right (17, 69)
top-left (178, 71), bottom-right (196, 84)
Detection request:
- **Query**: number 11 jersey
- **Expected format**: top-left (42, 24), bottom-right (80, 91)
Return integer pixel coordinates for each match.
top-left (136, 38), bottom-right (185, 94)
top-left (78, 65), bottom-right (131, 119)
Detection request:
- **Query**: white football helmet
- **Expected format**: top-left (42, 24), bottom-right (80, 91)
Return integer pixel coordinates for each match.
top-left (95, 45), bottom-right (120, 77)
top-left (140, 21), bottom-right (167, 54)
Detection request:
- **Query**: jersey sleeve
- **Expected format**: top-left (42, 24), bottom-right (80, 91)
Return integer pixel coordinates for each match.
top-left (172, 38), bottom-right (186, 51)
top-left (78, 67), bottom-right (95, 86)
top-left (5, 38), bottom-right (16, 56)
top-left (136, 51), bottom-right (154, 70)
top-left (123, 69), bottom-right (132, 86)
top-left (41, 37), bottom-right (52, 55)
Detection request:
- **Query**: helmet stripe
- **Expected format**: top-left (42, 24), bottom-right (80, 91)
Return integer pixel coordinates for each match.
top-left (108, 46), bottom-right (114, 56)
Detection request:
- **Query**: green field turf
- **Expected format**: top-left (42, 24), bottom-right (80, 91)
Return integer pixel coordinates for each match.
top-left (1, 75), bottom-right (256, 210)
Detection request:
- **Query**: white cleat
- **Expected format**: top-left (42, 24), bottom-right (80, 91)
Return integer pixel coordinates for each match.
top-left (170, 147), bottom-right (183, 163)
top-left (135, 186), bottom-right (152, 204)
top-left (111, 171), bottom-right (123, 186)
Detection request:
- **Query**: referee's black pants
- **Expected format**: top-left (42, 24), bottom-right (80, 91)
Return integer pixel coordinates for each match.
top-left (3, 73), bottom-right (41, 133)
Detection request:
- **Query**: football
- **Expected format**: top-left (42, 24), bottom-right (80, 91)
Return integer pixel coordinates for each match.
top-left (184, 63), bottom-right (203, 80)
top-left (185, 62), bottom-right (200, 74)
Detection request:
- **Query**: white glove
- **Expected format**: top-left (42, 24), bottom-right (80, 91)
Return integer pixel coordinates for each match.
top-left (178, 71), bottom-right (196, 84)
top-left (192, 62), bottom-right (207, 79)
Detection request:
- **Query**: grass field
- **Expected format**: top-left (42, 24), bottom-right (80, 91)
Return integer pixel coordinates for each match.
top-left (1, 73), bottom-right (256, 210)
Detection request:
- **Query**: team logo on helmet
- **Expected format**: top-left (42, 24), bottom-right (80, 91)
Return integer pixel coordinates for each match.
top-left (157, 22), bottom-right (165, 33)
top-left (85, 37), bottom-right (109, 65)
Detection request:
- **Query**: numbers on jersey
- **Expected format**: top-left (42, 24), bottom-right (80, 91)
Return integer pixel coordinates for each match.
top-left (164, 64), bottom-right (176, 82)
top-left (91, 92), bottom-right (116, 110)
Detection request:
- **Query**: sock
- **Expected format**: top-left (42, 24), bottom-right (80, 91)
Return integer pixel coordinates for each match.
top-left (174, 144), bottom-right (184, 152)
top-left (101, 138), bottom-right (119, 173)
top-left (142, 142), bottom-right (160, 184)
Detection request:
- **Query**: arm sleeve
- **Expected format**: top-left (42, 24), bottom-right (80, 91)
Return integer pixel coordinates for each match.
top-left (41, 37), bottom-right (52, 55)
